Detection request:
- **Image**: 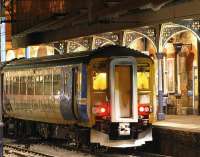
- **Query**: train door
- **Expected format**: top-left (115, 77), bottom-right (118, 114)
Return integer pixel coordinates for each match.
top-left (71, 65), bottom-right (89, 122)
top-left (61, 67), bottom-right (77, 120)
top-left (72, 67), bottom-right (79, 119)
top-left (110, 57), bottom-right (138, 122)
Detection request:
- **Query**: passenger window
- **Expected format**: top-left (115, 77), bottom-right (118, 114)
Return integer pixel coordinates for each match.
top-left (20, 76), bottom-right (26, 95)
top-left (53, 74), bottom-right (61, 95)
top-left (35, 75), bottom-right (44, 95)
top-left (44, 75), bottom-right (52, 95)
top-left (10, 77), bottom-right (13, 94)
top-left (5, 77), bottom-right (9, 94)
top-left (64, 72), bottom-right (68, 94)
top-left (27, 76), bottom-right (34, 95)
top-left (4, 78), bottom-right (7, 94)
top-left (75, 69), bottom-right (81, 96)
top-left (13, 76), bottom-right (19, 94)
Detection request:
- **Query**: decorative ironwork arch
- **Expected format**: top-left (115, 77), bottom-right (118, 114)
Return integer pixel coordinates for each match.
top-left (67, 37), bottom-right (90, 53)
top-left (47, 44), bottom-right (64, 54)
top-left (92, 35), bottom-right (116, 50)
top-left (124, 30), bottom-right (157, 53)
top-left (67, 41), bottom-right (88, 53)
top-left (159, 21), bottom-right (200, 52)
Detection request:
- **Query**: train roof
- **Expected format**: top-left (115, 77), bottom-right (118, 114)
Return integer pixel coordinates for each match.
top-left (1, 45), bottom-right (153, 70)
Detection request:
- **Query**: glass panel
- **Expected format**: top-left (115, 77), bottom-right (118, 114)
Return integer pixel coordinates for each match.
top-left (4, 78), bottom-right (7, 94)
top-left (53, 74), bottom-right (61, 95)
top-left (93, 73), bottom-right (107, 91)
top-left (27, 76), bottom-right (34, 95)
top-left (5, 77), bottom-right (9, 94)
top-left (73, 68), bottom-right (81, 98)
top-left (20, 76), bottom-right (26, 95)
top-left (44, 75), bottom-right (52, 95)
top-left (137, 64), bottom-right (150, 90)
top-left (64, 71), bottom-right (68, 94)
top-left (115, 65), bottom-right (132, 118)
top-left (13, 76), bottom-right (19, 94)
top-left (35, 75), bottom-right (43, 95)
top-left (10, 77), bottom-right (13, 94)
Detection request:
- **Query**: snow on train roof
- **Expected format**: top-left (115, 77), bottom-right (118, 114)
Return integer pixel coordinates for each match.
top-left (2, 45), bottom-right (152, 70)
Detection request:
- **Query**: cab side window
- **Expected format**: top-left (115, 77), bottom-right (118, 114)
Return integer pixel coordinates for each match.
top-left (93, 72), bottom-right (107, 91)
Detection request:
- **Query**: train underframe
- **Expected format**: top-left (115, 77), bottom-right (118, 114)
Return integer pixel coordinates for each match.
top-left (4, 117), bottom-right (152, 149)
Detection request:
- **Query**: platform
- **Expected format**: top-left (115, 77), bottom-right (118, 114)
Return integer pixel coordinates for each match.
top-left (149, 115), bottom-right (200, 157)
top-left (153, 115), bottom-right (200, 132)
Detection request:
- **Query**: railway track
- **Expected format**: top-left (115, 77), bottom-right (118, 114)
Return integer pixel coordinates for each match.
top-left (136, 152), bottom-right (172, 157)
top-left (3, 138), bottom-right (172, 157)
top-left (4, 144), bottom-right (56, 157)
top-left (95, 152), bottom-right (172, 157)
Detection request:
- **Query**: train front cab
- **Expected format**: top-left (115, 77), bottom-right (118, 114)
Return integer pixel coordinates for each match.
top-left (89, 56), bottom-right (154, 147)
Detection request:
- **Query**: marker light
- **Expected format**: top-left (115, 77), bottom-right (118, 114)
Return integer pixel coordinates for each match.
top-left (139, 106), bottom-right (145, 112)
top-left (145, 106), bottom-right (150, 112)
top-left (100, 107), bottom-right (106, 113)
top-left (92, 102), bottom-right (110, 118)
top-left (138, 104), bottom-right (150, 116)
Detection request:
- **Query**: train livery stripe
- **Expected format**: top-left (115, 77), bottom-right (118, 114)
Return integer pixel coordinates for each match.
top-left (81, 64), bottom-right (87, 98)
top-left (78, 64), bottom-right (89, 121)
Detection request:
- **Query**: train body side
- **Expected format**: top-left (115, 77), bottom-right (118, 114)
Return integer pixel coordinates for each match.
top-left (1, 45), bottom-right (155, 147)
top-left (2, 63), bottom-right (90, 126)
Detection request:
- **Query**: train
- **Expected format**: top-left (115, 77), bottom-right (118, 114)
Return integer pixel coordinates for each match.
top-left (1, 45), bottom-right (155, 148)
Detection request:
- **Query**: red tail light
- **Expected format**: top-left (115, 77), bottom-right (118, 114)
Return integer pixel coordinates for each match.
top-left (138, 104), bottom-right (150, 116)
top-left (92, 102), bottom-right (110, 119)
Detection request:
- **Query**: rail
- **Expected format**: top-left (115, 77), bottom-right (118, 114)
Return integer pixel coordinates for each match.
top-left (136, 151), bottom-right (172, 157)
top-left (4, 144), bottom-right (56, 157)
